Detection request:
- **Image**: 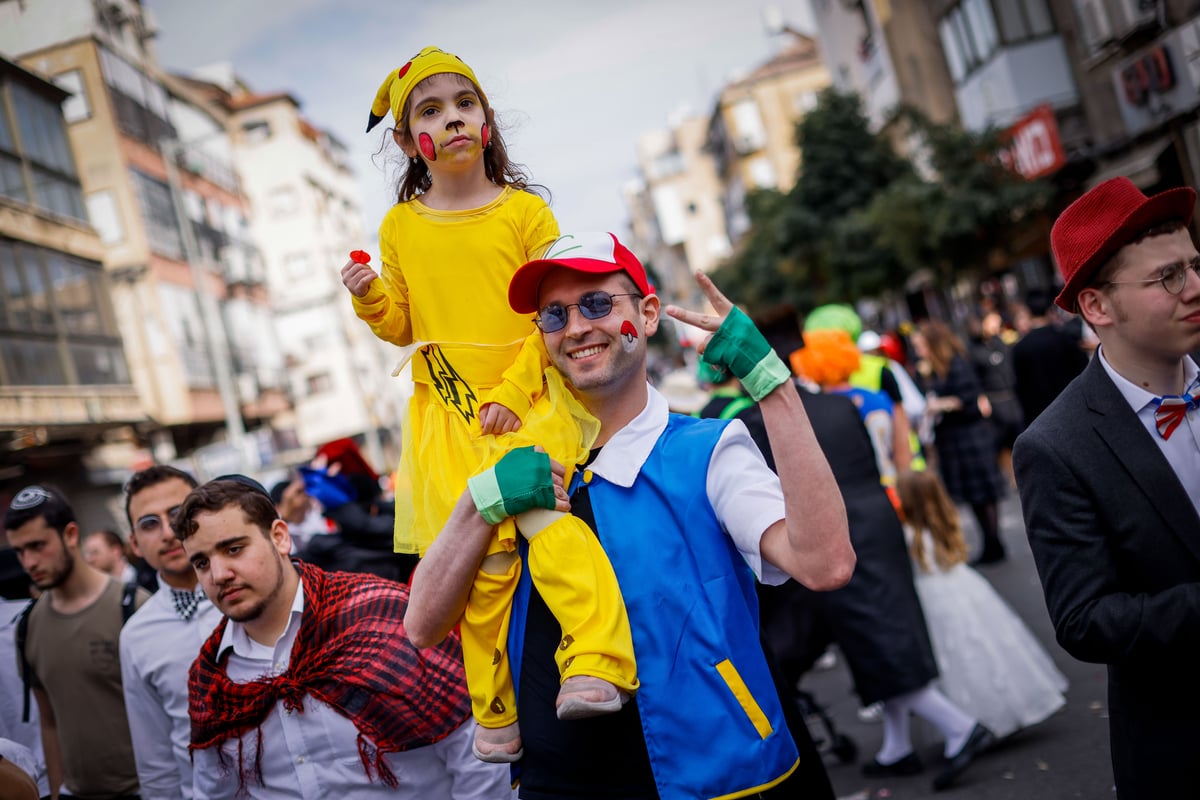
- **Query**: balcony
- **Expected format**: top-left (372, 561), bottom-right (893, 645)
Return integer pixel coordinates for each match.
top-left (0, 385), bottom-right (143, 427)
top-left (955, 36), bottom-right (1079, 131)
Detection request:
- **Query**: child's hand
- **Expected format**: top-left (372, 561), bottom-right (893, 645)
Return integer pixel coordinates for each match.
top-left (341, 253), bottom-right (378, 298)
top-left (479, 402), bottom-right (522, 435)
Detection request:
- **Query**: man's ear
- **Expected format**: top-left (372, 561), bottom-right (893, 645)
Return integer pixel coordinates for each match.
top-left (62, 521), bottom-right (79, 551)
top-left (269, 518), bottom-right (292, 558)
top-left (641, 294), bottom-right (662, 337)
top-left (1077, 287), bottom-right (1114, 331)
top-left (128, 530), bottom-right (143, 559)
top-left (393, 127), bottom-right (417, 159)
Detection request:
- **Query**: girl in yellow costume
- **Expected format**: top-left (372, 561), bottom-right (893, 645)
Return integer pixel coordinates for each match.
top-left (340, 46), bottom-right (637, 763)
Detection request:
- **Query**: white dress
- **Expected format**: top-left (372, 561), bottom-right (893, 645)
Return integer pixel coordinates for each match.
top-left (906, 525), bottom-right (1068, 738)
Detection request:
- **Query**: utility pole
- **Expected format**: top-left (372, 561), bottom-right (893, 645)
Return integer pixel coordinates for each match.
top-left (160, 136), bottom-right (250, 471)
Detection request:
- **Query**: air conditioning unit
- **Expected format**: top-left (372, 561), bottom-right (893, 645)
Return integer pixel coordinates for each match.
top-left (136, 8), bottom-right (160, 40)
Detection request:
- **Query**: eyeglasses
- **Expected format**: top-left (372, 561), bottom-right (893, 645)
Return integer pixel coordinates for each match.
top-left (535, 292), bottom-right (643, 333)
top-left (1100, 258), bottom-right (1200, 296)
top-left (136, 505), bottom-right (181, 534)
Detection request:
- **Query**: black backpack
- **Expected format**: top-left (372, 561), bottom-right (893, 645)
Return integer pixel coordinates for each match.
top-left (14, 581), bottom-right (139, 722)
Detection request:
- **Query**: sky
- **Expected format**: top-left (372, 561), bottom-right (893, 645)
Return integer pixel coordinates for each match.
top-left (143, 0), bottom-right (816, 245)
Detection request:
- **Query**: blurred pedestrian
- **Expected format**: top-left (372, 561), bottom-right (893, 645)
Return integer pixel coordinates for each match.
top-left (1014, 177), bottom-right (1200, 798)
top-left (6, 484), bottom-right (150, 800)
top-left (175, 476), bottom-right (512, 799)
top-left (120, 465), bottom-right (222, 800)
top-left (911, 321), bottom-right (1007, 565)
top-left (83, 528), bottom-right (156, 591)
top-left (968, 311), bottom-right (1023, 485)
top-left (895, 469), bottom-right (1066, 739)
top-left (0, 548), bottom-right (48, 797)
top-left (1011, 288), bottom-right (1089, 426)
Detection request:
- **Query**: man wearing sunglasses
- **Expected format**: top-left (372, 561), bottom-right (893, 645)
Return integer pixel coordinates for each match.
top-left (407, 232), bottom-right (854, 799)
top-left (1014, 177), bottom-right (1200, 798)
top-left (119, 465), bottom-right (223, 800)
top-left (5, 484), bottom-right (150, 800)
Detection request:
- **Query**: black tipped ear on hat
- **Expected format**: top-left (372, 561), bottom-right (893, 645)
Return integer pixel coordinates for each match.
top-left (366, 113), bottom-right (386, 134)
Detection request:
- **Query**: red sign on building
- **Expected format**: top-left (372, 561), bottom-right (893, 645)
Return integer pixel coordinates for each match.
top-left (999, 105), bottom-right (1066, 180)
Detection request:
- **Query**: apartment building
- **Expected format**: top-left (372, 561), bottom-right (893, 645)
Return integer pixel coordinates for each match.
top-left (174, 66), bottom-right (404, 470)
top-left (0, 54), bottom-right (142, 514)
top-left (0, 0), bottom-right (291, 481)
top-left (626, 35), bottom-right (831, 306)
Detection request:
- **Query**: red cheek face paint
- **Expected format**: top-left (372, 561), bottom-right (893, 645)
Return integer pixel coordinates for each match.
top-left (620, 320), bottom-right (638, 353)
top-left (419, 132), bottom-right (436, 161)
top-left (481, 123), bottom-right (489, 149)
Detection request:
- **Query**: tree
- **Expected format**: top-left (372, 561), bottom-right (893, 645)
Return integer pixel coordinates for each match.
top-left (712, 89), bottom-right (1050, 316)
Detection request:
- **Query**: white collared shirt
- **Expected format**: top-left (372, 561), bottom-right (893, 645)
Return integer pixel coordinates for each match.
top-left (192, 577), bottom-right (510, 800)
top-left (119, 582), bottom-right (222, 800)
top-left (1098, 348), bottom-right (1200, 521)
top-left (587, 385), bottom-right (790, 585)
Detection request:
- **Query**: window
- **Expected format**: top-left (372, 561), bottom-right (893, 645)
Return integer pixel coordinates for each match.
top-left (747, 156), bottom-right (778, 189)
top-left (6, 81), bottom-right (87, 221)
top-left (730, 99), bottom-right (767, 154)
top-left (306, 371), bottom-right (333, 396)
top-left (98, 47), bottom-right (175, 145)
top-left (10, 245), bottom-right (54, 332)
top-left (242, 119), bottom-right (271, 143)
top-left (1, 337), bottom-right (67, 386)
top-left (53, 70), bottom-right (92, 123)
top-left (268, 187), bottom-right (297, 219)
top-left (284, 253), bottom-right (311, 280)
top-left (940, 1), bottom-right (1004, 82)
top-left (45, 251), bottom-right (105, 335)
top-left (130, 169), bottom-right (184, 260)
top-left (994, 0), bottom-right (1054, 42)
top-left (70, 342), bottom-right (130, 384)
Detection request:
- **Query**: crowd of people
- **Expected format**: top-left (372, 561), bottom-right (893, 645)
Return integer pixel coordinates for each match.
top-left (0, 43), bottom-right (1196, 800)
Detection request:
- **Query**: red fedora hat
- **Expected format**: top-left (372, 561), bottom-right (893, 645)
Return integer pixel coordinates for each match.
top-left (1051, 177), bottom-right (1196, 311)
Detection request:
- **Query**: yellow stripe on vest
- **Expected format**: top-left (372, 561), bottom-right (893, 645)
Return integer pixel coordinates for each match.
top-left (715, 658), bottom-right (774, 739)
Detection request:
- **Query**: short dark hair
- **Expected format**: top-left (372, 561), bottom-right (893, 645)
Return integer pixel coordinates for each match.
top-left (4, 484), bottom-right (75, 534)
top-left (87, 529), bottom-right (126, 552)
top-left (124, 465), bottom-right (198, 528)
top-left (269, 478), bottom-right (294, 506)
top-left (1089, 220), bottom-right (1188, 289)
top-left (172, 479), bottom-right (279, 543)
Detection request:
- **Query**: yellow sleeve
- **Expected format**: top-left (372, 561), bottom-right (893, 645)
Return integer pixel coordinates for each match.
top-left (481, 196), bottom-right (560, 416)
top-left (350, 213), bottom-right (414, 346)
top-left (483, 329), bottom-right (549, 417)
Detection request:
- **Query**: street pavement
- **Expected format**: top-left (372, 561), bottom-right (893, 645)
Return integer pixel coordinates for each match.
top-left (798, 494), bottom-right (1115, 800)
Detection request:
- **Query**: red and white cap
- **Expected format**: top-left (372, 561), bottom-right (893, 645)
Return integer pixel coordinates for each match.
top-left (508, 232), bottom-right (655, 314)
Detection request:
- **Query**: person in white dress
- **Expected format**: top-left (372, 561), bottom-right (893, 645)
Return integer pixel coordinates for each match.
top-left (895, 469), bottom-right (1067, 739)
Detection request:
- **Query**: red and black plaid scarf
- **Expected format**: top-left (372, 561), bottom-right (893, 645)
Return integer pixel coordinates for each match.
top-left (188, 561), bottom-right (470, 791)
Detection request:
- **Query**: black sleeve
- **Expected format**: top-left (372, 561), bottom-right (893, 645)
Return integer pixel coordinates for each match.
top-left (323, 502), bottom-right (396, 549)
top-left (879, 366), bottom-right (902, 404)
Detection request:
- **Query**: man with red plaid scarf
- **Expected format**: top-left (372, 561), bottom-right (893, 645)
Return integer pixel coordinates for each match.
top-left (173, 475), bottom-right (513, 799)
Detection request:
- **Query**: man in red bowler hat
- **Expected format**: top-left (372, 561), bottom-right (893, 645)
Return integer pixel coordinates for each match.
top-left (1013, 176), bottom-right (1200, 798)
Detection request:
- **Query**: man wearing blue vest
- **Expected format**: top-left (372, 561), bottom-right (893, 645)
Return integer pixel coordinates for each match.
top-left (406, 232), bottom-right (855, 800)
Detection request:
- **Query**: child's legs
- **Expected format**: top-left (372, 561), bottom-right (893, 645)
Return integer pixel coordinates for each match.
top-left (460, 520), bottom-right (521, 729)
top-left (524, 513), bottom-right (638, 692)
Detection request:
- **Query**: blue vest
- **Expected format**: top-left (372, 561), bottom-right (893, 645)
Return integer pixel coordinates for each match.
top-left (511, 414), bottom-right (798, 800)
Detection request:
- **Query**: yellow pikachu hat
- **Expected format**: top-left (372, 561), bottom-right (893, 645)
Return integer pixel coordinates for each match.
top-left (366, 46), bottom-right (486, 133)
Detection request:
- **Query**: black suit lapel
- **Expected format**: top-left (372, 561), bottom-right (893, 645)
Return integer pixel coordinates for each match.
top-left (1084, 358), bottom-right (1200, 562)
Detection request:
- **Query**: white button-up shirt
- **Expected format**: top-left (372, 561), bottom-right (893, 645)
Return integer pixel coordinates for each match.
top-left (1099, 348), bottom-right (1200, 521)
top-left (587, 385), bottom-right (790, 585)
top-left (191, 578), bottom-right (511, 800)
top-left (119, 584), bottom-right (222, 800)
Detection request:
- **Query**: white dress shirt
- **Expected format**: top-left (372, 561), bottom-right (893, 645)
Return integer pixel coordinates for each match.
top-left (587, 385), bottom-right (790, 585)
top-left (191, 579), bottom-right (511, 800)
top-left (119, 583), bottom-right (223, 800)
top-left (0, 600), bottom-right (49, 797)
top-left (1098, 348), bottom-right (1200, 521)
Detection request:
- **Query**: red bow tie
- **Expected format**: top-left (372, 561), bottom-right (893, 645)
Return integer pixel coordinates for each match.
top-left (1153, 378), bottom-right (1200, 440)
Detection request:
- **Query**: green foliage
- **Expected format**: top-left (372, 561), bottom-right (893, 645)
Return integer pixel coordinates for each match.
top-left (712, 89), bottom-right (1051, 316)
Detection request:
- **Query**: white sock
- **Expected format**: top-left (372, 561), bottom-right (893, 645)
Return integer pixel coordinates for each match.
top-left (876, 697), bottom-right (915, 763)
top-left (904, 684), bottom-right (976, 757)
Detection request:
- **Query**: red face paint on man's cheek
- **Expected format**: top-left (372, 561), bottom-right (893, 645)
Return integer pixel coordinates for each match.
top-left (620, 320), bottom-right (639, 353)
top-left (419, 133), bottom-right (436, 161)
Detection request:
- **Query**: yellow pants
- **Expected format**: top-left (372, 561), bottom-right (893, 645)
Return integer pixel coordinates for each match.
top-left (460, 511), bottom-right (639, 729)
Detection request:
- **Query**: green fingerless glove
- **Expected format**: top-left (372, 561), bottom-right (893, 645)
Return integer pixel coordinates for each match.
top-left (467, 447), bottom-right (557, 525)
top-left (701, 306), bottom-right (791, 402)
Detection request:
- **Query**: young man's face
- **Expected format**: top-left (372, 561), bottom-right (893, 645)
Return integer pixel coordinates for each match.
top-left (276, 478), bottom-right (311, 524)
top-left (1082, 228), bottom-right (1200, 362)
top-left (8, 518), bottom-right (76, 590)
top-left (537, 269), bottom-right (659, 398)
top-left (82, 535), bottom-right (122, 575)
top-left (128, 478), bottom-right (195, 585)
top-left (182, 505), bottom-right (291, 623)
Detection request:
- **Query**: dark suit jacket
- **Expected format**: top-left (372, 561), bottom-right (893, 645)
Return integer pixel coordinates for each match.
top-left (1013, 356), bottom-right (1200, 798)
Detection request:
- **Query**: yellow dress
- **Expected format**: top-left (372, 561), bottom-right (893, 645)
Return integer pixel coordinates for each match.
top-left (352, 186), bottom-right (637, 730)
